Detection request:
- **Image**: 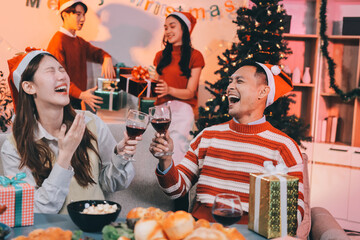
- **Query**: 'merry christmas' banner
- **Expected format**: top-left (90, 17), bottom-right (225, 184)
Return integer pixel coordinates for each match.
top-left (130, 0), bottom-right (248, 20)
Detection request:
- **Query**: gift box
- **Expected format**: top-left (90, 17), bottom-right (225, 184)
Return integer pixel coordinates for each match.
top-left (248, 161), bottom-right (299, 239)
top-left (94, 90), bottom-right (127, 111)
top-left (97, 78), bottom-right (120, 91)
top-left (0, 173), bottom-right (34, 227)
top-left (114, 66), bottom-right (132, 79)
top-left (119, 74), bottom-right (156, 98)
top-left (139, 97), bottom-right (156, 114)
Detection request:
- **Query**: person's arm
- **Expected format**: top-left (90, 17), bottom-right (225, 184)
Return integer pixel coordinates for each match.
top-left (83, 40), bottom-right (115, 79)
top-left (280, 141), bottom-right (305, 222)
top-left (101, 56), bottom-right (116, 79)
top-left (1, 139), bottom-right (74, 214)
top-left (78, 86), bottom-right (103, 112)
top-left (93, 114), bottom-right (135, 192)
top-left (150, 131), bottom-right (203, 199)
top-left (155, 67), bottom-right (202, 99)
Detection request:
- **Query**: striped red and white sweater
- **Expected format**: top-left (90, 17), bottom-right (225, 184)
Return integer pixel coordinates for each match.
top-left (156, 119), bottom-right (304, 223)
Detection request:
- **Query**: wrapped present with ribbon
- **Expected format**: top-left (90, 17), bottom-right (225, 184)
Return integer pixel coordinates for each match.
top-left (119, 74), bottom-right (156, 98)
top-left (94, 89), bottom-right (127, 111)
top-left (248, 161), bottom-right (299, 239)
top-left (97, 78), bottom-right (120, 91)
top-left (139, 97), bottom-right (156, 114)
top-left (0, 173), bottom-right (34, 227)
top-left (131, 66), bottom-right (150, 81)
top-left (114, 62), bottom-right (132, 79)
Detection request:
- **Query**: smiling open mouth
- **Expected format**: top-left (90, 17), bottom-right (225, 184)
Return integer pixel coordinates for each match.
top-left (228, 95), bottom-right (240, 103)
top-left (54, 86), bottom-right (67, 93)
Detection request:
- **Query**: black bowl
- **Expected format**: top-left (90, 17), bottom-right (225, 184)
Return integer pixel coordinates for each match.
top-left (67, 200), bottom-right (121, 232)
top-left (0, 222), bottom-right (12, 240)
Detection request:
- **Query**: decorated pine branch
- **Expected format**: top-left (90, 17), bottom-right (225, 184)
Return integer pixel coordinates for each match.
top-left (319, 0), bottom-right (360, 101)
top-left (0, 71), bottom-right (14, 132)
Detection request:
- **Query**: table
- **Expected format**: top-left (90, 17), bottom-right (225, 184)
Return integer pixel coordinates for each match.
top-left (11, 213), bottom-right (267, 239)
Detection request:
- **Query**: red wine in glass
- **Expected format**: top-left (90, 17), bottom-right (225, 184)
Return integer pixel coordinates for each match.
top-left (124, 109), bottom-right (149, 161)
top-left (212, 208), bottom-right (242, 226)
top-left (126, 125), bottom-right (146, 139)
top-left (151, 118), bottom-right (171, 134)
top-left (212, 193), bottom-right (243, 227)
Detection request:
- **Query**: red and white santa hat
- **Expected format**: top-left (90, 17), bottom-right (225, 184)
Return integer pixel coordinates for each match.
top-left (169, 11), bottom-right (197, 34)
top-left (256, 62), bottom-right (293, 107)
top-left (58, 0), bottom-right (87, 13)
top-left (7, 48), bottom-right (47, 109)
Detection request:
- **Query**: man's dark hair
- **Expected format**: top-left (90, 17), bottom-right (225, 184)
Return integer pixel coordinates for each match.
top-left (61, 2), bottom-right (88, 21)
top-left (237, 59), bottom-right (268, 85)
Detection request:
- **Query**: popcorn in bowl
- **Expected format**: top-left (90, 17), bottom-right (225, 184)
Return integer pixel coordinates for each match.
top-left (81, 203), bottom-right (118, 215)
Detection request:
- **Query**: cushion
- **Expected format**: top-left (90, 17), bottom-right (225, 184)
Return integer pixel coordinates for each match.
top-left (296, 153), bottom-right (312, 239)
top-left (310, 207), bottom-right (349, 240)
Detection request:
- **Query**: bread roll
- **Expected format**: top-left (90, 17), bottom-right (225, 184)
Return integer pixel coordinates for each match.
top-left (183, 227), bottom-right (228, 240)
top-left (14, 227), bottom-right (72, 240)
top-left (134, 218), bottom-right (167, 240)
top-left (222, 227), bottom-right (246, 240)
top-left (127, 207), bottom-right (147, 219)
top-left (161, 211), bottom-right (195, 240)
top-left (144, 207), bottom-right (165, 221)
top-left (118, 237), bottom-right (131, 240)
top-left (194, 219), bottom-right (211, 229)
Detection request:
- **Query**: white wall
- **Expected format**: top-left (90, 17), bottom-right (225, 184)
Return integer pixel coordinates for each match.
top-left (0, 0), bottom-right (247, 108)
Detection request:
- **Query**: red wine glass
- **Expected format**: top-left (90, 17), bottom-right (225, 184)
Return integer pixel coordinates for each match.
top-left (148, 105), bottom-right (172, 157)
top-left (125, 109), bottom-right (149, 161)
top-left (212, 193), bottom-right (243, 227)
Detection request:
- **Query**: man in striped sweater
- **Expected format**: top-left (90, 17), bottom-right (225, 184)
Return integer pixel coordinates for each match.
top-left (150, 60), bottom-right (304, 225)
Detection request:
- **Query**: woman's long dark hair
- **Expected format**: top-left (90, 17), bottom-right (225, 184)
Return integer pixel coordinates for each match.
top-left (156, 14), bottom-right (192, 79)
top-left (13, 53), bottom-right (100, 187)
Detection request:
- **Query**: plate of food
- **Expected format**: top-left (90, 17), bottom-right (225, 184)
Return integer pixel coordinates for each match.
top-left (102, 207), bottom-right (246, 240)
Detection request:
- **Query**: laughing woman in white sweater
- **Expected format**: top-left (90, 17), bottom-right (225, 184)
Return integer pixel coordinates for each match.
top-left (2, 49), bottom-right (140, 213)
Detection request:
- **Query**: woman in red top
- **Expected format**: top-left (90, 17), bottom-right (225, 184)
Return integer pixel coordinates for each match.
top-left (153, 11), bottom-right (205, 167)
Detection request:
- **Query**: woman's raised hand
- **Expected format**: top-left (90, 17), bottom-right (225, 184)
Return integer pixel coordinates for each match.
top-left (57, 112), bottom-right (86, 169)
top-left (115, 131), bottom-right (142, 157)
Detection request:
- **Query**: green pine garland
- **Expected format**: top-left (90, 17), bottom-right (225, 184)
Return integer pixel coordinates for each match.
top-left (320, 0), bottom-right (360, 101)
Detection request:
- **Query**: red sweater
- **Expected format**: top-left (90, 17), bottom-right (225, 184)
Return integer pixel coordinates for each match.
top-left (47, 31), bottom-right (110, 98)
top-left (153, 46), bottom-right (204, 112)
top-left (156, 120), bottom-right (304, 223)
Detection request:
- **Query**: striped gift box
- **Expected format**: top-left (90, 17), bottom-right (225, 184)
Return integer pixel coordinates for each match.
top-left (0, 174), bottom-right (34, 227)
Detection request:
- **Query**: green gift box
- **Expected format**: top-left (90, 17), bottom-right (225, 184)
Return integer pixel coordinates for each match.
top-left (94, 90), bottom-right (127, 111)
top-left (139, 97), bottom-right (156, 114)
top-left (248, 162), bottom-right (299, 239)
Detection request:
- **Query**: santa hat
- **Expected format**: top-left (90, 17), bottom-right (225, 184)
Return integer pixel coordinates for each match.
top-left (169, 11), bottom-right (197, 34)
top-left (58, 0), bottom-right (87, 13)
top-left (256, 62), bottom-right (293, 107)
top-left (7, 47), bottom-right (47, 109)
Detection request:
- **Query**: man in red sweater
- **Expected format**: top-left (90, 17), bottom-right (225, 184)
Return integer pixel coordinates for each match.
top-left (150, 60), bottom-right (305, 227)
top-left (47, 0), bottom-right (115, 111)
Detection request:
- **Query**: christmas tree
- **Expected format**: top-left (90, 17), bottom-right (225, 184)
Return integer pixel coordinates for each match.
top-left (193, 0), bottom-right (311, 146)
